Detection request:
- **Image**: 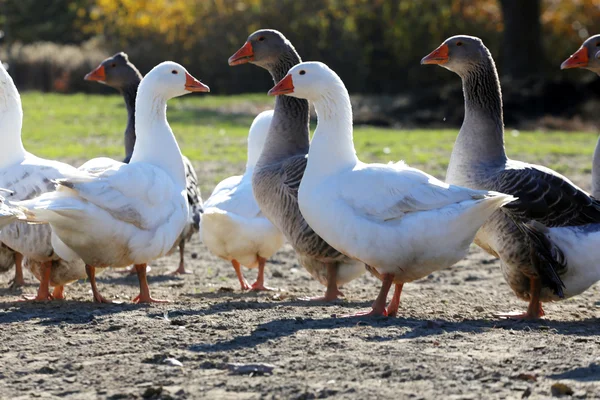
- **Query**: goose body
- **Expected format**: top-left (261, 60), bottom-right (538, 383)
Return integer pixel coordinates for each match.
top-left (0, 61), bottom-right (86, 298)
top-left (202, 110), bottom-right (285, 290)
top-left (270, 62), bottom-right (514, 316)
top-left (229, 30), bottom-right (364, 301)
top-left (16, 62), bottom-right (209, 303)
top-left (504, 37), bottom-right (600, 305)
top-left (85, 52), bottom-right (204, 275)
top-left (422, 35), bottom-right (600, 319)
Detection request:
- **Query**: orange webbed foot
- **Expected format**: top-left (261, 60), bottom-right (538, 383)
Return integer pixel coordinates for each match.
top-left (132, 294), bottom-right (171, 304)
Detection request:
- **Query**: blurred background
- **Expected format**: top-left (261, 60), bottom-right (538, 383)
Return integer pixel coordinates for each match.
top-left (0, 0), bottom-right (599, 129)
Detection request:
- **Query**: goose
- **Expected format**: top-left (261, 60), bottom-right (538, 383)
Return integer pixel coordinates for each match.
top-left (201, 110), bottom-right (284, 290)
top-left (561, 35), bottom-right (600, 198)
top-left (14, 61), bottom-right (209, 303)
top-left (511, 40), bottom-right (600, 306)
top-left (422, 35), bottom-right (600, 319)
top-left (268, 61), bottom-right (515, 316)
top-left (85, 52), bottom-right (204, 275)
top-left (0, 61), bottom-right (87, 300)
top-left (229, 29), bottom-right (365, 301)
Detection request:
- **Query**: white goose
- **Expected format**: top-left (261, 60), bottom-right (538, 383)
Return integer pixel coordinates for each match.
top-left (268, 62), bottom-right (515, 316)
top-left (201, 110), bottom-right (284, 290)
top-left (15, 62), bottom-right (209, 303)
top-left (0, 61), bottom-right (87, 300)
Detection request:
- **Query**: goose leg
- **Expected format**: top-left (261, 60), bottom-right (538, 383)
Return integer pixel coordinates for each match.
top-left (169, 240), bottom-right (192, 275)
top-left (495, 278), bottom-right (545, 320)
top-left (250, 256), bottom-right (276, 291)
top-left (232, 259), bottom-right (250, 291)
top-left (51, 285), bottom-right (65, 300)
top-left (86, 264), bottom-right (112, 303)
top-left (21, 261), bottom-right (53, 301)
top-left (9, 252), bottom-right (25, 289)
top-left (132, 263), bottom-right (170, 303)
top-left (300, 263), bottom-right (344, 301)
top-left (386, 283), bottom-right (404, 317)
top-left (342, 272), bottom-right (393, 317)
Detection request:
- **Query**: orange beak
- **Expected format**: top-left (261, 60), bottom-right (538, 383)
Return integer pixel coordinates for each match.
top-left (84, 64), bottom-right (106, 82)
top-left (185, 72), bottom-right (210, 92)
top-left (228, 41), bottom-right (254, 66)
top-left (561, 46), bottom-right (589, 69)
top-left (268, 75), bottom-right (294, 96)
top-left (421, 43), bottom-right (449, 65)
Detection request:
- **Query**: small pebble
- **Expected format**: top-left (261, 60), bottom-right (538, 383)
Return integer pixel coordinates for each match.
top-left (164, 358), bottom-right (183, 367)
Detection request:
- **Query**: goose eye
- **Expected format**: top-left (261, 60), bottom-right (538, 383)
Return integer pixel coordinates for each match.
top-left (456, 41), bottom-right (463, 46)
top-left (172, 70), bottom-right (178, 74)
top-left (258, 36), bottom-right (265, 42)
top-left (299, 70), bottom-right (306, 75)
top-left (111, 63), bottom-right (116, 67)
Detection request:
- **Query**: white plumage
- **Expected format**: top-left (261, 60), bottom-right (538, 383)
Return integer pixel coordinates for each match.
top-left (202, 110), bottom-right (285, 290)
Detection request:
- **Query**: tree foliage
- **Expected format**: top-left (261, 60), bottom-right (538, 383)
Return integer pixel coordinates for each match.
top-left (1, 0), bottom-right (599, 93)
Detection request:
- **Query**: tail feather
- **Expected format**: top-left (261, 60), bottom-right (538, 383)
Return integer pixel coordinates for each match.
top-left (521, 220), bottom-right (566, 298)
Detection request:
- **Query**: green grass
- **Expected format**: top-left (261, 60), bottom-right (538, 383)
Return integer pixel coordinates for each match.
top-left (20, 92), bottom-right (598, 193)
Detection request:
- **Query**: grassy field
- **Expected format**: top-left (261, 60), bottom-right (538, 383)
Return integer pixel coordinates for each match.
top-left (20, 92), bottom-right (599, 194)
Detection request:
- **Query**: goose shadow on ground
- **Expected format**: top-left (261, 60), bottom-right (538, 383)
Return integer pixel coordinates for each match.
top-left (187, 315), bottom-right (600, 354)
top-left (548, 363), bottom-right (600, 382)
top-left (0, 300), bottom-right (141, 325)
top-left (96, 273), bottom-right (185, 287)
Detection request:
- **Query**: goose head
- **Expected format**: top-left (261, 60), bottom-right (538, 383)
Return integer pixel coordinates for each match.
top-left (421, 35), bottom-right (490, 76)
top-left (85, 52), bottom-right (142, 89)
top-left (229, 29), bottom-right (292, 68)
top-left (140, 61), bottom-right (209, 99)
top-left (268, 62), bottom-right (342, 102)
top-left (561, 35), bottom-right (600, 73)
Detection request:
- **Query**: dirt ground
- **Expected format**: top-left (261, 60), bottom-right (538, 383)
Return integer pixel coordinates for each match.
top-left (1, 164), bottom-right (600, 400)
top-left (0, 236), bottom-right (599, 400)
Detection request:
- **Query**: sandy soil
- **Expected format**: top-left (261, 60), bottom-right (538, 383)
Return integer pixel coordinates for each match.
top-left (0, 234), bottom-right (599, 400)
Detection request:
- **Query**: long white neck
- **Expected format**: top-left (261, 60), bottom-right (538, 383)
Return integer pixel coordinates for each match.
top-left (592, 135), bottom-right (600, 199)
top-left (305, 83), bottom-right (358, 179)
top-left (0, 78), bottom-right (27, 169)
top-left (129, 83), bottom-right (186, 189)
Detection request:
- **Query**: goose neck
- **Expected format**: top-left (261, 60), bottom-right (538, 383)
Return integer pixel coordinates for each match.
top-left (0, 86), bottom-right (26, 169)
top-left (122, 82), bottom-right (139, 163)
top-left (592, 135), bottom-right (600, 198)
top-left (129, 85), bottom-right (185, 189)
top-left (257, 50), bottom-right (310, 166)
top-left (306, 84), bottom-right (357, 177)
top-left (455, 58), bottom-right (507, 166)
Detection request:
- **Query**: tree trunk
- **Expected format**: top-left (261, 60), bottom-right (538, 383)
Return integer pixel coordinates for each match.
top-left (499, 0), bottom-right (543, 80)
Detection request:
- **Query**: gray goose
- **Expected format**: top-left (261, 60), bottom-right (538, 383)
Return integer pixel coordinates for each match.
top-left (85, 53), bottom-right (203, 275)
top-left (422, 35), bottom-right (600, 319)
top-left (561, 34), bottom-right (600, 198)
top-left (228, 29), bottom-right (364, 299)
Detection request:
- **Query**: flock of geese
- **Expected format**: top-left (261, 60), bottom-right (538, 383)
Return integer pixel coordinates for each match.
top-left (1, 29), bottom-right (600, 320)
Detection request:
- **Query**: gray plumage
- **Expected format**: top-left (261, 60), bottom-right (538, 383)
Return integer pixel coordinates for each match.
top-left (438, 35), bottom-right (600, 303)
top-left (561, 35), bottom-right (600, 198)
top-left (240, 30), bottom-right (365, 289)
